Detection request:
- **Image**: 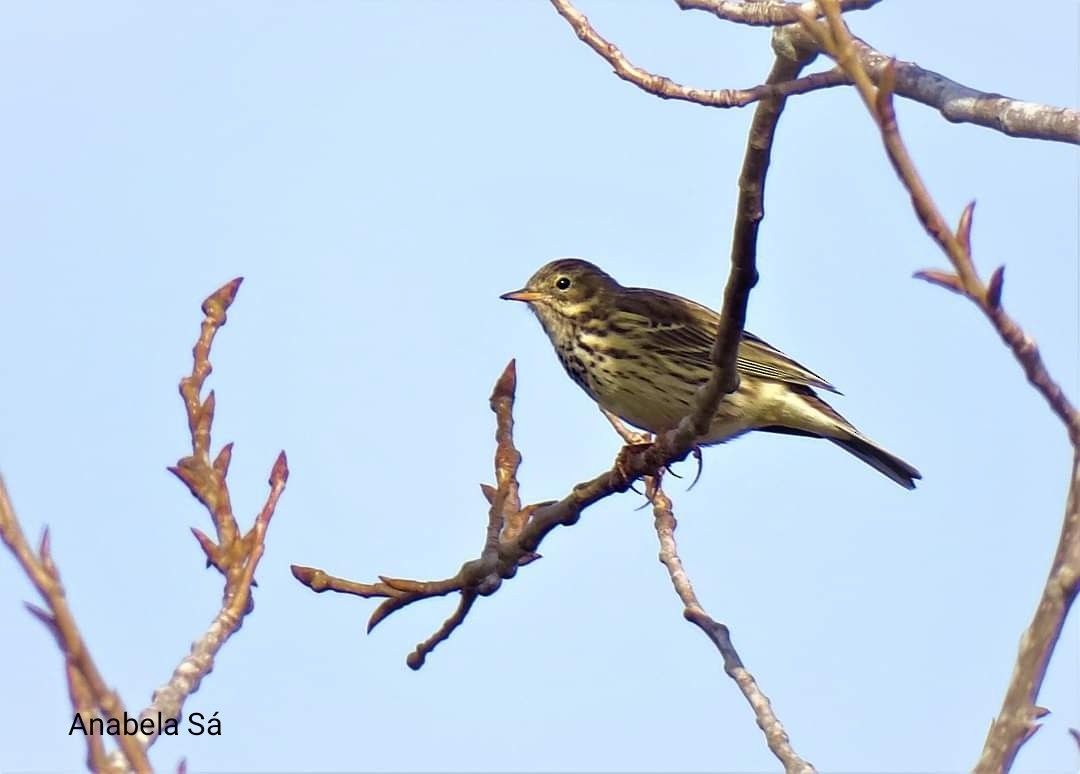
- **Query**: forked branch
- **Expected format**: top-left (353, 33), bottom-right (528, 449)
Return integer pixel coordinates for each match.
top-left (120, 279), bottom-right (290, 757)
top-left (548, 0), bottom-right (1078, 145)
top-left (1, 279), bottom-right (289, 772)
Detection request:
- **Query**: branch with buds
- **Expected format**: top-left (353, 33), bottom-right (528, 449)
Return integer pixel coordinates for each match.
top-left (0, 279), bottom-right (288, 772)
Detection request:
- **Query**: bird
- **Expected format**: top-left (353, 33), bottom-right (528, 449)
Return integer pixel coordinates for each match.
top-left (501, 258), bottom-right (920, 489)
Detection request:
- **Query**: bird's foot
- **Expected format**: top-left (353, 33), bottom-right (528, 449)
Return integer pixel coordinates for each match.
top-left (611, 440), bottom-right (655, 492)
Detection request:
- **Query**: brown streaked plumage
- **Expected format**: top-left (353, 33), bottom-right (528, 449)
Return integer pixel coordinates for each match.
top-left (501, 258), bottom-right (921, 489)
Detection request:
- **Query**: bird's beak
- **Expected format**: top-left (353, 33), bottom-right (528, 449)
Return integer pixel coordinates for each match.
top-left (500, 289), bottom-right (543, 303)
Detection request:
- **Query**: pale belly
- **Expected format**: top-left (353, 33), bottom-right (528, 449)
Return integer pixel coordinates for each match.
top-left (583, 362), bottom-right (794, 444)
top-left (555, 330), bottom-right (837, 444)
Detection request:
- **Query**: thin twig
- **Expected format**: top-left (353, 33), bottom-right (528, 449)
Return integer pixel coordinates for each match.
top-left (550, 0), bottom-right (848, 108)
top-left (407, 592), bottom-right (478, 670)
top-left (797, 2), bottom-right (1080, 769)
top-left (647, 478), bottom-right (814, 773)
top-left (602, 405), bottom-right (813, 770)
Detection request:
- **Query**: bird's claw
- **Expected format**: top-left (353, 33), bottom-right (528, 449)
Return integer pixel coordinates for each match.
top-left (612, 440), bottom-right (654, 492)
top-left (686, 443), bottom-right (704, 490)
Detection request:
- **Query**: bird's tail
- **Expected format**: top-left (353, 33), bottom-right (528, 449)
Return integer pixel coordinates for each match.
top-left (829, 435), bottom-right (921, 490)
top-left (780, 389), bottom-right (922, 490)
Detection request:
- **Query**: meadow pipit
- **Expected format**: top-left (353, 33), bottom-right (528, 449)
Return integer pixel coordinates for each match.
top-left (502, 258), bottom-right (920, 489)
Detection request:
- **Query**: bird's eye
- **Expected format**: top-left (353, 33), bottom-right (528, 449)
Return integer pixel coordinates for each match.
top-left (555, 276), bottom-right (572, 291)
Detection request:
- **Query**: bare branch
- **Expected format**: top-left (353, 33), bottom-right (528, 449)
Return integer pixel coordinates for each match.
top-left (127, 452), bottom-right (288, 756)
top-left (648, 478), bottom-right (814, 773)
top-left (550, 0), bottom-right (849, 108)
top-left (293, 360), bottom-right (546, 668)
top-left (851, 40), bottom-right (1080, 145)
top-left (797, 2), bottom-right (1080, 768)
top-left (2, 279), bottom-right (287, 770)
top-left (407, 591), bottom-right (478, 670)
top-left (170, 278), bottom-right (245, 572)
top-left (976, 454), bottom-right (1080, 771)
top-left (113, 281), bottom-right (290, 757)
top-left (551, 0), bottom-right (1078, 144)
top-left (0, 479), bottom-right (152, 773)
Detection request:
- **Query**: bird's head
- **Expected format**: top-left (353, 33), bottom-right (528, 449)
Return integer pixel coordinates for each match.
top-left (500, 258), bottom-right (619, 327)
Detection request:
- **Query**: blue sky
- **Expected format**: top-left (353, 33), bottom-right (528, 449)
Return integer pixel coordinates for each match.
top-left (1, 2), bottom-right (1076, 771)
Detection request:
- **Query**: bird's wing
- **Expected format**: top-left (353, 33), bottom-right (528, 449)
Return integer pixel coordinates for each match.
top-left (617, 288), bottom-right (840, 394)
top-left (737, 330), bottom-right (840, 393)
